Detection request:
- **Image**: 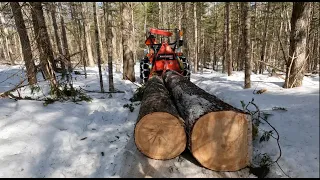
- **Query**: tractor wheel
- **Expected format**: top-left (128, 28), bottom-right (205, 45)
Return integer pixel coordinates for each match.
top-left (140, 57), bottom-right (150, 84)
top-left (180, 57), bottom-right (191, 80)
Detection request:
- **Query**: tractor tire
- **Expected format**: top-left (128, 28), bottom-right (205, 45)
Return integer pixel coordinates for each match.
top-left (140, 57), bottom-right (150, 84)
top-left (180, 56), bottom-right (191, 80)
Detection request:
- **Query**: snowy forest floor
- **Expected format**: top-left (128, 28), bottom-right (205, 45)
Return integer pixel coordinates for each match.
top-left (0, 63), bottom-right (318, 178)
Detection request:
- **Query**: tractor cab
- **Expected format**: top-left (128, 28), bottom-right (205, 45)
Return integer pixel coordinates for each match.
top-left (140, 28), bottom-right (190, 83)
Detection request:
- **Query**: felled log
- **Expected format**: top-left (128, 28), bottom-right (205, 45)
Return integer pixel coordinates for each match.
top-left (163, 70), bottom-right (252, 171)
top-left (134, 75), bottom-right (186, 160)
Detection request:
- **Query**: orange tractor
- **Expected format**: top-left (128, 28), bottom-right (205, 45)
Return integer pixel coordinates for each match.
top-left (140, 28), bottom-right (191, 83)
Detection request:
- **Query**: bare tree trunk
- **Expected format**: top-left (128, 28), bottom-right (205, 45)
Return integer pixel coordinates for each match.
top-left (305, 3), bottom-right (314, 72)
top-left (121, 2), bottom-right (135, 82)
top-left (212, 3), bottom-right (217, 71)
top-left (143, 2), bottom-right (147, 33)
top-left (193, 2), bottom-right (198, 73)
top-left (93, 2), bottom-right (104, 92)
top-left (73, 2), bottom-right (86, 78)
top-left (10, 2), bottom-right (37, 85)
top-left (97, 11), bottom-right (105, 64)
top-left (31, 3), bottom-right (47, 77)
top-left (284, 2), bottom-right (311, 88)
top-left (226, 2), bottom-right (232, 76)
top-left (236, 2), bottom-right (242, 71)
top-left (0, 11), bottom-right (14, 65)
top-left (31, 2), bottom-right (57, 71)
top-left (30, 2), bottom-right (58, 88)
top-left (259, 2), bottom-right (270, 74)
top-left (251, 3), bottom-right (257, 73)
top-left (14, 33), bottom-right (23, 62)
top-left (104, 2), bottom-right (115, 92)
top-left (112, 17), bottom-right (120, 73)
top-left (81, 2), bottom-right (95, 67)
top-left (131, 3), bottom-right (137, 64)
top-left (242, 2), bottom-right (251, 89)
top-left (60, 6), bottom-right (71, 73)
top-left (222, 3), bottom-right (227, 73)
top-left (50, 3), bottom-right (62, 56)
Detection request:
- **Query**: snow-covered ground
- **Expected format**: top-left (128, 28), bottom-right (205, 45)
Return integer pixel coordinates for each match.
top-left (0, 63), bottom-right (318, 178)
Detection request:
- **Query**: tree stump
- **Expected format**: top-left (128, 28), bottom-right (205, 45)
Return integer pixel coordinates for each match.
top-left (163, 70), bottom-right (252, 171)
top-left (134, 75), bottom-right (186, 160)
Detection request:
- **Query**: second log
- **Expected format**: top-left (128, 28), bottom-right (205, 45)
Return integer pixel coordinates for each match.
top-left (163, 70), bottom-right (252, 171)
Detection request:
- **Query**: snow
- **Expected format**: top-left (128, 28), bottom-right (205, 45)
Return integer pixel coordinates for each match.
top-left (0, 63), bottom-right (319, 178)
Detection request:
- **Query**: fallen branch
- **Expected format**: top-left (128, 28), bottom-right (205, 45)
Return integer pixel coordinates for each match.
top-left (0, 78), bottom-right (27, 98)
top-left (244, 99), bottom-right (291, 178)
top-left (79, 87), bottom-right (124, 93)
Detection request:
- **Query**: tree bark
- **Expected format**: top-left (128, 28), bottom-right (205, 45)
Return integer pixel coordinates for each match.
top-left (81, 2), bottom-right (95, 67)
top-left (222, 3), bottom-right (227, 73)
top-left (0, 11), bottom-right (14, 65)
top-left (60, 6), bottom-right (71, 73)
top-left (135, 75), bottom-right (186, 160)
top-left (236, 2), bottom-right (243, 71)
top-left (251, 3), bottom-right (257, 73)
top-left (30, 2), bottom-right (58, 89)
top-left (226, 2), bottom-right (232, 76)
top-left (163, 70), bottom-right (251, 171)
top-left (193, 2), bottom-right (198, 73)
top-left (93, 2), bottom-right (104, 92)
top-left (50, 3), bottom-right (63, 56)
top-left (259, 2), bottom-right (271, 74)
top-left (10, 2), bottom-right (37, 85)
top-left (242, 3), bottom-right (251, 89)
top-left (284, 2), bottom-right (312, 88)
top-left (30, 2), bottom-right (57, 72)
top-left (104, 2), bottom-right (115, 92)
top-left (121, 2), bottom-right (135, 82)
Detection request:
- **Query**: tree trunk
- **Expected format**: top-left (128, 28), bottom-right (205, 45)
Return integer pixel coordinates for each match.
top-left (98, 12), bottom-right (105, 64)
top-left (131, 3), bottom-right (137, 64)
top-left (193, 2), bottom-right (198, 73)
top-left (163, 70), bottom-right (252, 171)
top-left (242, 3), bottom-right (251, 89)
top-left (30, 2), bottom-right (58, 89)
top-left (60, 9), bottom-right (71, 73)
top-left (93, 2), bottom-right (104, 92)
top-left (75, 2), bottom-right (86, 78)
top-left (251, 3), bottom-right (257, 73)
top-left (134, 75), bottom-right (186, 160)
top-left (222, 3), bottom-right (227, 73)
top-left (112, 17), bottom-right (120, 73)
top-left (121, 2), bottom-right (135, 82)
top-left (31, 3), bottom-right (47, 78)
top-left (30, 2), bottom-right (57, 72)
top-left (226, 2), bottom-right (232, 76)
top-left (50, 3), bottom-right (63, 56)
top-left (104, 2), bottom-right (115, 92)
top-left (284, 2), bottom-right (312, 88)
top-left (212, 3), bottom-right (217, 71)
top-left (0, 11), bottom-right (14, 65)
top-left (236, 2), bottom-right (243, 71)
top-left (10, 2), bottom-right (37, 85)
top-left (259, 2), bottom-right (270, 74)
top-left (82, 2), bottom-right (95, 67)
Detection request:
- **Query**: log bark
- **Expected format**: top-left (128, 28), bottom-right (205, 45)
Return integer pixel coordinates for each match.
top-left (134, 76), bottom-right (186, 160)
top-left (163, 70), bottom-right (252, 171)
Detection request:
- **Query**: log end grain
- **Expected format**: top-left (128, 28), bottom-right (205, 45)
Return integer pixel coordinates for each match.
top-left (191, 111), bottom-right (251, 171)
top-left (134, 112), bottom-right (186, 160)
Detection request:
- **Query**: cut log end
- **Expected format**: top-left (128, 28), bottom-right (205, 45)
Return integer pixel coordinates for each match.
top-left (134, 112), bottom-right (186, 160)
top-left (191, 111), bottom-right (251, 171)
